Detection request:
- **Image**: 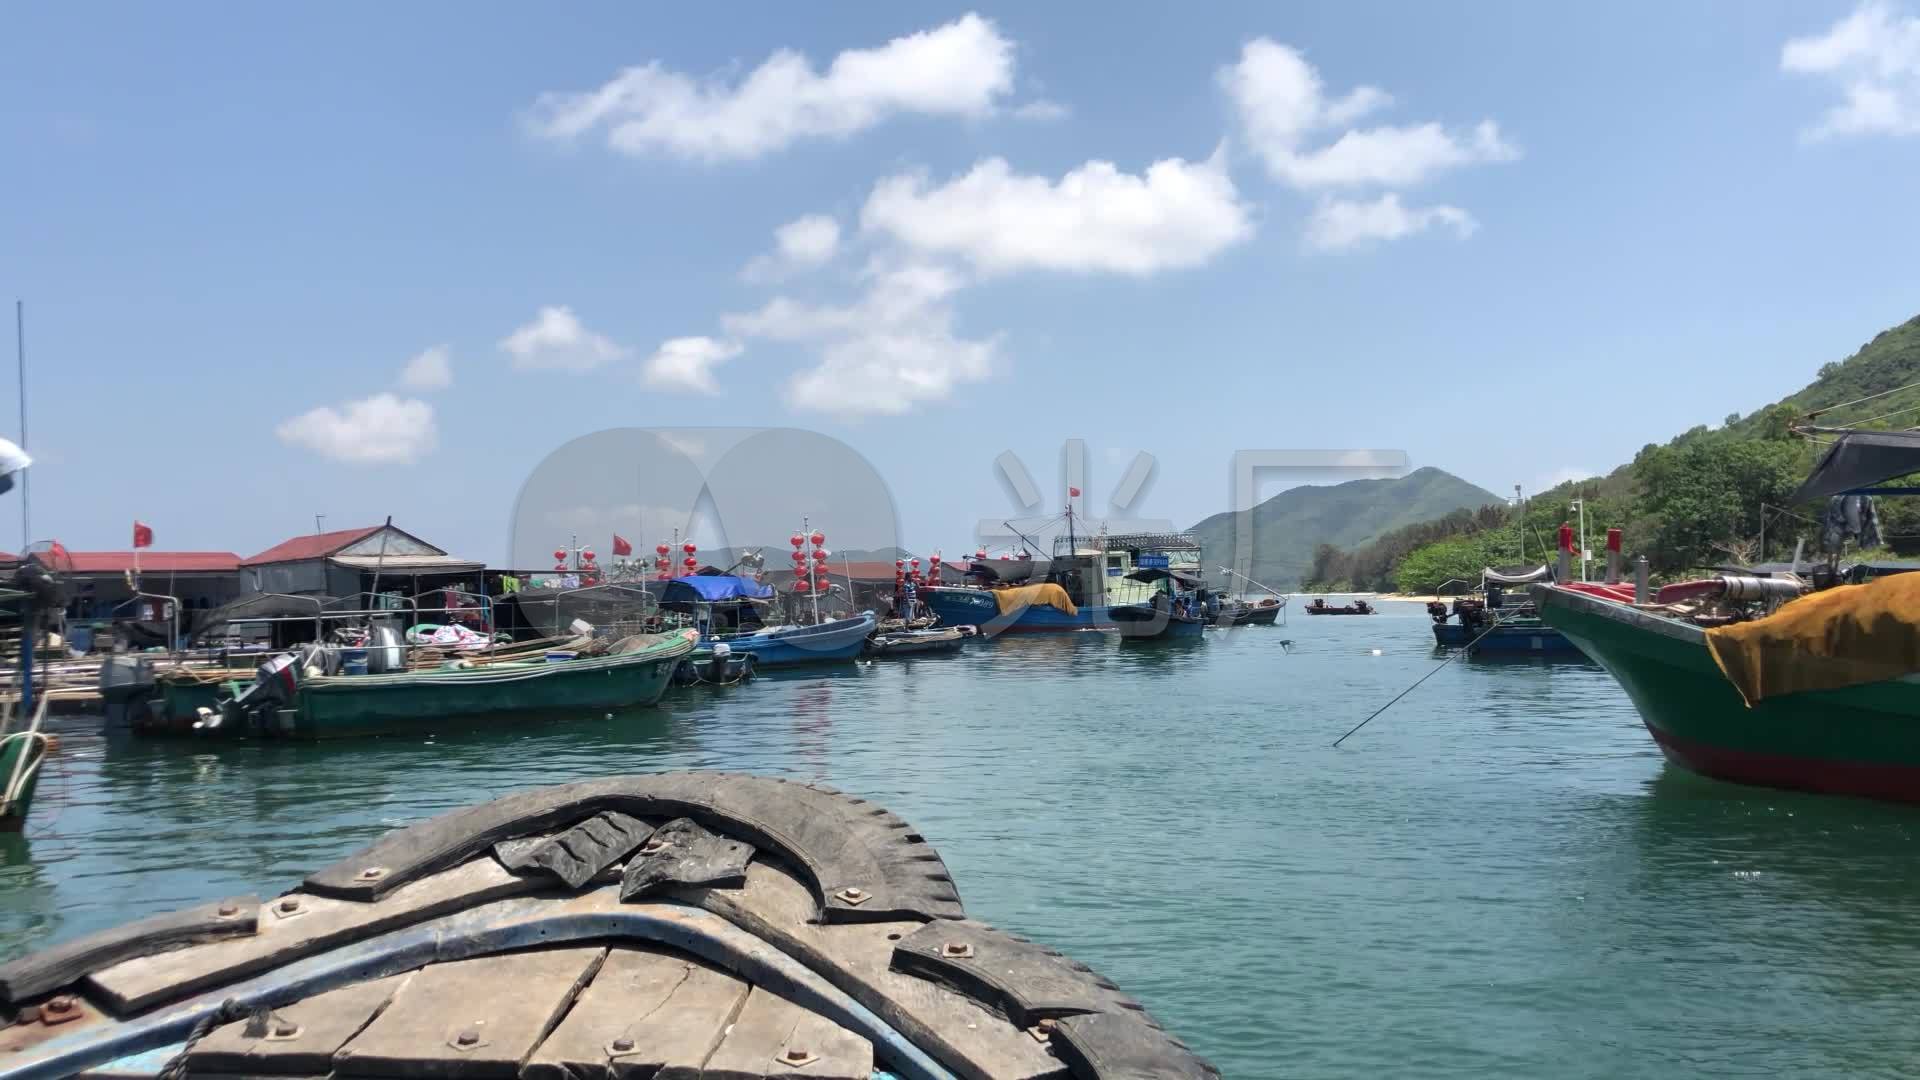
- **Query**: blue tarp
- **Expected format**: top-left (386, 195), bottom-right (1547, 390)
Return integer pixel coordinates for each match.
top-left (659, 575), bottom-right (775, 605)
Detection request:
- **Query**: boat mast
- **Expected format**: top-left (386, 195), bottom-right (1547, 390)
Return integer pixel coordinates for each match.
top-left (14, 301), bottom-right (26, 553)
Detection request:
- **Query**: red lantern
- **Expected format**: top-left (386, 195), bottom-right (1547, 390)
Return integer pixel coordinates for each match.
top-left (655, 543), bottom-right (670, 556)
top-left (812, 548), bottom-right (829, 562)
top-left (930, 554), bottom-right (941, 565)
top-left (795, 578), bottom-right (812, 594)
top-left (810, 532), bottom-right (824, 547)
top-left (553, 549), bottom-right (567, 563)
top-left (790, 549), bottom-right (806, 563)
top-left (582, 549), bottom-right (595, 563)
top-left (790, 534), bottom-right (804, 548)
top-left (656, 571), bottom-right (669, 581)
top-left (683, 556), bottom-right (698, 568)
top-left (555, 563), bottom-right (566, 572)
top-left (909, 557), bottom-right (920, 570)
top-left (895, 559), bottom-right (905, 569)
top-left (683, 542), bottom-right (696, 555)
top-left (975, 549), bottom-right (986, 559)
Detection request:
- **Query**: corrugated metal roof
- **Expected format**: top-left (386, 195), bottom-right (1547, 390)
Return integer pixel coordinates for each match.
top-left (66, 551), bottom-right (242, 573)
top-left (329, 554), bottom-right (484, 572)
top-left (242, 526), bottom-right (383, 566)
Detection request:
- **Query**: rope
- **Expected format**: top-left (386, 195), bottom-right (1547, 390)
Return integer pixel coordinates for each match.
top-left (1332, 612), bottom-right (1520, 748)
top-left (158, 997), bottom-right (260, 1080)
top-left (1806, 378), bottom-right (1920, 419)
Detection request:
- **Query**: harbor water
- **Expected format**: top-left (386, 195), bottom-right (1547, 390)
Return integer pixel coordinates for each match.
top-left (4, 602), bottom-right (1919, 1077)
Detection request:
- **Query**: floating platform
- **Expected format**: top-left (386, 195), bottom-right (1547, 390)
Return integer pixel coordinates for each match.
top-left (0, 772), bottom-right (1214, 1079)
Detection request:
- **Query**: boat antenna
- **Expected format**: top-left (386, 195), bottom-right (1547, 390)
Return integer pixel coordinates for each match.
top-left (367, 515), bottom-right (394, 611)
top-left (1332, 611), bottom-right (1521, 748)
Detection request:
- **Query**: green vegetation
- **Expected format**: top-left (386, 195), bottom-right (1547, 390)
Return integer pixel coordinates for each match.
top-left (1300, 313), bottom-right (1920, 594)
top-left (1188, 467), bottom-right (1501, 589)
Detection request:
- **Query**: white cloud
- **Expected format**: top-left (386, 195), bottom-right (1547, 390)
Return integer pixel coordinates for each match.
top-left (524, 14), bottom-right (1014, 162)
top-left (644, 336), bottom-right (743, 394)
top-left (499, 305), bottom-right (630, 373)
top-left (398, 344), bottom-right (452, 391)
top-left (1530, 467), bottom-right (1597, 493)
top-left (1013, 99), bottom-right (1070, 121)
top-left (742, 214), bottom-right (842, 280)
top-left (1782, 0), bottom-right (1920, 139)
top-left (725, 263), bottom-right (995, 417)
top-left (860, 154), bottom-right (1253, 275)
top-left (1304, 194), bottom-right (1477, 253)
top-left (276, 393), bottom-right (437, 465)
top-left (1221, 38), bottom-right (1518, 188)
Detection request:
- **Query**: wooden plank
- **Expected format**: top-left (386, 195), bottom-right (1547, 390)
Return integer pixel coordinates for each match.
top-left (0, 896), bottom-right (258, 1004)
top-left (88, 858), bottom-right (535, 1014)
top-left (333, 947), bottom-right (604, 1078)
top-left (699, 987), bottom-right (871, 1080)
top-left (618, 817), bottom-right (752, 901)
top-left (673, 862), bottom-right (1065, 1080)
top-left (521, 947), bottom-right (749, 1080)
top-left (186, 972), bottom-right (410, 1075)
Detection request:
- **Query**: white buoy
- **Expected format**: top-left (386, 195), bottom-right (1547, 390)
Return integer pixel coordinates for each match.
top-left (1370, 648), bottom-right (1383, 656)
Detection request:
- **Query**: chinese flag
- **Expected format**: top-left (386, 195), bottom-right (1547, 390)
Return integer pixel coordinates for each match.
top-left (611, 534), bottom-right (633, 556)
top-left (133, 521), bottom-right (154, 549)
top-left (1068, 486), bottom-right (1081, 498)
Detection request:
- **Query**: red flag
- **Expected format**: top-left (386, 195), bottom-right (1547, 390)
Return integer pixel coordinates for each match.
top-left (611, 534), bottom-right (633, 556)
top-left (1068, 486), bottom-right (1081, 498)
top-left (133, 521), bottom-right (154, 549)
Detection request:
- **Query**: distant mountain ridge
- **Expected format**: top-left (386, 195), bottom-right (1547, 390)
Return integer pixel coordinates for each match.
top-left (1187, 467), bottom-right (1502, 588)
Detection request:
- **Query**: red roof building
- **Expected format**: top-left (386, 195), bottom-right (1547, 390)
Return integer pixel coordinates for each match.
top-left (65, 551), bottom-right (241, 574)
top-left (242, 523), bottom-right (482, 597)
top-left (240, 526), bottom-right (384, 566)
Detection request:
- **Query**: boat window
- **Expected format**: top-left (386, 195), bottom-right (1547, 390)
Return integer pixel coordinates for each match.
top-left (1106, 555), bottom-right (1124, 570)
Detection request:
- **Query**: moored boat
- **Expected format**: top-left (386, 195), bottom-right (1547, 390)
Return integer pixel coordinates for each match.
top-left (864, 624), bottom-right (974, 657)
top-left (1108, 568), bottom-right (1207, 641)
top-left (1532, 580), bottom-right (1920, 801)
top-left (0, 771), bottom-right (1215, 1079)
top-left (661, 575), bottom-right (875, 669)
top-left (151, 631), bottom-right (698, 739)
top-left (1428, 567), bottom-right (1580, 657)
top-left (1304, 597), bottom-right (1374, 615)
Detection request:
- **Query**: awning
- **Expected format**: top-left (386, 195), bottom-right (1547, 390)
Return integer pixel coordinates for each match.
top-left (1790, 430), bottom-right (1920, 503)
top-left (659, 575), bottom-right (775, 605)
top-left (329, 554), bottom-right (485, 573)
top-left (1482, 565), bottom-right (1552, 585)
top-left (1125, 567), bottom-right (1203, 587)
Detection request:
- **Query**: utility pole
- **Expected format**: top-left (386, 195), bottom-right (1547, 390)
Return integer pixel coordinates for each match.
top-left (1570, 497), bottom-right (1589, 581)
top-left (15, 301), bottom-right (28, 552)
top-left (1513, 484), bottom-right (1524, 565)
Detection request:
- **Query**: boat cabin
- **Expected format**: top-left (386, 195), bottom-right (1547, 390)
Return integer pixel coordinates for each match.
top-left (1049, 531), bottom-right (1203, 610)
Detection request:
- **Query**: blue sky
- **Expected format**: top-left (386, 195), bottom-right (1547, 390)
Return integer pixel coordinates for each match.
top-left (5, 2), bottom-right (1920, 562)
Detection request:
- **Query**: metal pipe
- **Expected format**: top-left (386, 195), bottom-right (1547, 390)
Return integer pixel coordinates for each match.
top-left (1634, 555), bottom-right (1649, 603)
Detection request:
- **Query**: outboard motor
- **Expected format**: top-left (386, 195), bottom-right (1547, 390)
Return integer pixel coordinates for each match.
top-left (198, 645), bottom-right (316, 732)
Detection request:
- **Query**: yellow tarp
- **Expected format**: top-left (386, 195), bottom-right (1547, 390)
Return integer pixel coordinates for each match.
top-left (992, 582), bottom-right (1078, 617)
top-left (1705, 572), bottom-right (1920, 706)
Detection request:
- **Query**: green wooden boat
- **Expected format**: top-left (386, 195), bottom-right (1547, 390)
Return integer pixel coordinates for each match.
top-left (184, 631), bottom-right (699, 740)
top-left (0, 723), bottom-right (48, 831)
top-left (1532, 584), bottom-right (1920, 803)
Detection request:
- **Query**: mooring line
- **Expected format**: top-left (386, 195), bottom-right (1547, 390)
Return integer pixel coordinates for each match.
top-left (1331, 611), bottom-right (1519, 748)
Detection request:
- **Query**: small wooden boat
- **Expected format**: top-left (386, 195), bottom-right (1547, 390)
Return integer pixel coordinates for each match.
top-left (0, 772), bottom-right (1215, 1079)
top-left (146, 631), bottom-right (699, 739)
top-left (1304, 598), bottom-right (1374, 616)
top-left (864, 625), bottom-right (975, 657)
top-left (0, 700), bottom-right (48, 833)
top-left (674, 646), bottom-right (757, 686)
top-left (711, 614), bottom-right (877, 669)
top-left (1210, 597), bottom-right (1282, 626)
top-left (1109, 568), bottom-right (1207, 641)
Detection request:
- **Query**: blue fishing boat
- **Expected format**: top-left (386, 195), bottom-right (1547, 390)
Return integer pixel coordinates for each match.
top-left (1428, 567), bottom-right (1582, 658)
top-left (924, 522), bottom-right (1204, 637)
top-left (1109, 568), bottom-right (1208, 641)
top-left (661, 576), bottom-right (874, 668)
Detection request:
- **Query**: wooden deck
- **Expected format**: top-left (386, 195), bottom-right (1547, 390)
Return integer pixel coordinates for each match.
top-left (0, 772), bottom-right (1215, 1080)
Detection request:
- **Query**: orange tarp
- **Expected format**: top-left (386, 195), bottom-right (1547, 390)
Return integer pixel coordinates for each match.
top-left (992, 583), bottom-right (1078, 617)
top-left (1705, 572), bottom-right (1920, 706)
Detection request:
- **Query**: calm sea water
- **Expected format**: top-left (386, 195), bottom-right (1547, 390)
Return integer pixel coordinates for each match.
top-left (4, 601), bottom-right (1920, 1077)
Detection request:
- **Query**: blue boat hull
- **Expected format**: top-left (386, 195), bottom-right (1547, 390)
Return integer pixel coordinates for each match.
top-left (1432, 621), bottom-right (1582, 656)
top-left (922, 587), bottom-right (1110, 636)
top-left (708, 613), bottom-right (875, 668)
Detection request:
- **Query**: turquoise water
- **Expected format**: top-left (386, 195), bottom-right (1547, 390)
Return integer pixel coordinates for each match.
top-left (5, 601), bottom-right (1920, 1077)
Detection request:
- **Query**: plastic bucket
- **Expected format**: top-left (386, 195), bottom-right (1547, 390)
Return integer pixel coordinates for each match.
top-left (342, 649), bottom-right (370, 676)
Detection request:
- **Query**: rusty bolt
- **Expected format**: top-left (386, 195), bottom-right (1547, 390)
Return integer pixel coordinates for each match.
top-left (940, 942), bottom-right (975, 959)
top-left (216, 903), bottom-right (239, 917)
top-left (834, 886), bottom-right (869, 905)
top-left (356, 867), bottom-right (386, 881)
top-left (779, 1048), bottom-right (819, 1067)
top-left (44, 997), bottom-right (75, 1015)
top-left (274, 1022), bottom-right (299, 1038)
top-left (277, 897), bottom-right (301, 914)
top-left (612, 1037), bottom-right (635, 1052)
top-left (456, 1028), bottom-right (480, 1046)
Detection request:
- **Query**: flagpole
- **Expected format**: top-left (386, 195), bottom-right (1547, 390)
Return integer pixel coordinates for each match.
top-left (15, 300), bottom-right (28, 552)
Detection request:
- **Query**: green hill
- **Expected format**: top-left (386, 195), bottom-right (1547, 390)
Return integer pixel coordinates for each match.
top-left (1305, 311), bottom-right (1920, 592)
top-left (1187, 467), bottom-right (1502, 589)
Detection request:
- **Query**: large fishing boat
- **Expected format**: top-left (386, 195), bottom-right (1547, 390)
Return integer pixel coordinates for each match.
top-left (921, 523), bottom-right (1203, 637)
top-left (1532, 427), bottom-right (1920, 803)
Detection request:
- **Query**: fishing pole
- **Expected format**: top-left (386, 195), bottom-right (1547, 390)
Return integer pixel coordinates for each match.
top-left (1331, 610), bottom-right (1520, 748)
